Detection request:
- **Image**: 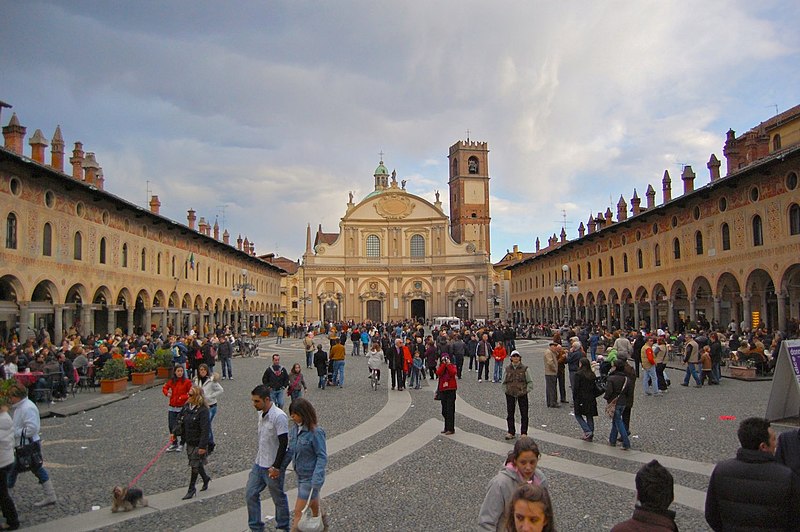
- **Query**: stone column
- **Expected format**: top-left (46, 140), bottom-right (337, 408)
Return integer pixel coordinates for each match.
top-left (126, 308), bottom-right (134, 335)
top-left (226, 310), bottom-right (232, 328)
top-left (161, 310), bottom-right (169, 335)
top-left (606, 303), bottom-right (612, 326)
top-left (742, 295), bottom-right (751, 332)
top-left (649, 300), bottom-right (657, 331)
top-left (667, 299), bottom-right (675, 332)
top-left (107, 305), bottom-right (118, 335)
top-left (688, 297), bottom-right (697, 325)
top-left (53, 304), bottom-right (65, 344)
top-left (197, 309), bottom-right (204, 336)
top-left (145, 308), bottom-right (152, 332)
top-left (713, 296), bottom-right (721, 327)
top-left (81, 305), bottom-right (93, 337)
top-left (776, 291), bottom-right (787, 333)
top-left (18, 302), bottom-right (31, 342)
top-left (633, 301), bottom-right (639, 327)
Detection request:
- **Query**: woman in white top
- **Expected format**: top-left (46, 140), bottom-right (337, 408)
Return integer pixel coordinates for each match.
top-left (367, 343), bottom-right (384, 385)
top-left (193, 364), bottom-right (223, 453)
top-left (0, 404), bottom-right (19, 529)
top-left (2, 354), bottom-right (17, 379)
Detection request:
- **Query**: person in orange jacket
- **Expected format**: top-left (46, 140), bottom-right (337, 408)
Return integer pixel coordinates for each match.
top-left (492, 342), bottom-right (508, 383)
top-left (163, 365), bottom-right (192, 451)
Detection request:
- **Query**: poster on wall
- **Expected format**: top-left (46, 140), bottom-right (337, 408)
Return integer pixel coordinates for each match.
top-left (765, 339), bottom-right (800, 422)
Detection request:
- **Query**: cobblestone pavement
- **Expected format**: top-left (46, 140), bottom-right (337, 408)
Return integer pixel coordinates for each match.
top-left (14, 336), bottom-right (787, 531)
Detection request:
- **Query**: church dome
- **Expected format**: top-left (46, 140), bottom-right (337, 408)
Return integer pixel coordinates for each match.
top-left (374, 161), bottom-right (388, 176)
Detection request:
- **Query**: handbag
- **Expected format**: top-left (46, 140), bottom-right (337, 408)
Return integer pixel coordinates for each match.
top-left (434, 390), bottom-right (441, 401)
top-left (604, 377), bottom-right (628, 418)
top-left (297, 488), bottom-right (324, 532)
top-left (593, 375), bottom-right (607, 398)
top-left (15, 430), bottom-right (44, 473)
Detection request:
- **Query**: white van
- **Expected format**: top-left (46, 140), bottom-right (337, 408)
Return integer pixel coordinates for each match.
top-left (433, 317), bottom-right (461, 330)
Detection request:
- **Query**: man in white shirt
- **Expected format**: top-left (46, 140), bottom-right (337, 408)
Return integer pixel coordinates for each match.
top-left (246, 384), bottom-right (290, 531)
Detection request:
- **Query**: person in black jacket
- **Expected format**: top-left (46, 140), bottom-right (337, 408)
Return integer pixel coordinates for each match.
top-left (262, 354), bottom-right (289, 409)
top-left (173, 385), bottom-right (210, 500)
top-left (313, 345), bottom-right (328, 390)
top-left (705, 417), bottom-right (800, 531)
top-left (776, 426), bottom-right (800, 477)
top-left (604, 360), bottom-right (631, 450)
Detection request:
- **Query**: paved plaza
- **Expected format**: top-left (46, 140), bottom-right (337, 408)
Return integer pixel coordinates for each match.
top-left (15, 336), bottom-right (789, 531)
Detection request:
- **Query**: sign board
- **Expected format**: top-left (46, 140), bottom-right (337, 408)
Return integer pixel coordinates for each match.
top-left (765, 339), bottom-right (800, 422)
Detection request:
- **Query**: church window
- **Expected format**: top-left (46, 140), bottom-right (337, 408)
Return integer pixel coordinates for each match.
top-left (773, 134), bottom-right (781, 151)
top-left (468, 156), bottom-right (479, 174)
top-left (410, 235), bottom-right (425, 258)
top-left (623, 253), bottom-right (628, 273)
top-left (609, 256), bottom-right (615, 275)
top-left (654, 244), bottom-right (661, 267)
top-left (73, 231), bottom-right (82, 260)
top-left (637, 249), bottom-right (643, 269)
top-left (43, 223), bottom-right (52, 256)
top-left (721, 223), bottom-right (731, 250)
top-left (141, 249), bottom-right (147, 271)
top-left (366, 235), bottom-right (380, 257)
top-left (5, 213), bottom-right (16, 249)
top-left (790, 204), bottom-right (800, 236)
top-left (122, 243), bottom-right (128, 267)
top-left (452, 158), bottom-right (458, 176)
top-left (695, 231), bottom-right (704, 255)
top-left (752, 215), bottom-right (763, 246)
top-left (99, 238), bottom-right (107, 264)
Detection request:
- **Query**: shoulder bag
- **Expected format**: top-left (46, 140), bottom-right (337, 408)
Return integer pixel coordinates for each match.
top-left (604, 377), bottom-right (628, 418)
top-left (15, 430), bottom-right (44, 472)
top-left (297, 487), bottom-right (324, 532)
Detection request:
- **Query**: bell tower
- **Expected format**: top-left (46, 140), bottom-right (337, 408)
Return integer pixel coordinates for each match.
top-left (448, 139), bottom-right (490, 257)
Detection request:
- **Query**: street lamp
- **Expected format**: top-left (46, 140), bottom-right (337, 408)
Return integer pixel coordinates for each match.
top-left (553, 264), bottom-right (579, 325)
top-left (488, 292), bottom-right (500, 322)
top-left (231, 268), bottom-right (257, 334)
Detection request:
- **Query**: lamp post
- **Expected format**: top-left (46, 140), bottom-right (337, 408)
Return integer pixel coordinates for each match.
top-left (553, 264), bottom-right (579, 325)
top-left (231, 268), bottom-right (257, 334)
top-left (488, 292), bottom-right (500, 322)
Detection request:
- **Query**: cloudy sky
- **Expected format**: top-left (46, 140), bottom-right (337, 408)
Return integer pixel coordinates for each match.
top-left (2, 1), bottom-right (798, 261)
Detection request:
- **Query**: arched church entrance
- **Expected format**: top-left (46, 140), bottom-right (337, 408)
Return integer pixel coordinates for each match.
top-left (410, 299), bottom-right (425, 321)
top-left (455, 299), bottom-right (470, 321)
top-left (324, 301), bottom-right (339, 323)
top-left (366, 300), bottom-right (382, 322)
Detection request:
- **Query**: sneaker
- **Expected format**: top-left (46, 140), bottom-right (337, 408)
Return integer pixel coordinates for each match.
top-left (504, 433), bottom-right (515, 440)
top-left (176, 444), bottom-right (183, 452)
top-left (478, 379), bottom-right (483, 383)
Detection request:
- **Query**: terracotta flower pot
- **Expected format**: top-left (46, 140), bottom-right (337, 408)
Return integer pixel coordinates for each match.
top-left (157, 367), bottom-right (171, 379)
top-left (100, 377), bottom-right (128, 394)
top-left (131, 371), bottom-right (156, 385)
top-left (729, 366), bottom-right (757, 379)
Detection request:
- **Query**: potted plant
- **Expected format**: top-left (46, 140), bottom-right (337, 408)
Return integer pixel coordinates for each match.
top-left (728, 357), bottom-right (757, 379)
top-left (98, 358), bottom-right (128, 393)
top-left (154, 348), bottom-right (174, 379)
top-left (131, 353), bottom-right (157, 385)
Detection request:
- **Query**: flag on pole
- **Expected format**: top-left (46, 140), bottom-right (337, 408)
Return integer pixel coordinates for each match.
top-left (188, 252), bottom-right (195, 270)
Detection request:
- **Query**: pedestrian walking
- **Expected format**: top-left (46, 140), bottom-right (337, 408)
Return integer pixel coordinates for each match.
top-left (573, 357), bottom-right (599, 441)
top-left (605, 360), bottom-right (631, 450)
top-left (193, 363), bottom-right (223, 453)
top-left (477, 333), bottom-right (492, 383)
top-left (350, 329), bottom-right (360, 356)
top-left (246, 384), bottom-right (290, 532)
top-left (262, 354), bottom-right (289, 408)
top-left (477, 436), bottom-right (548, 531)
top-left (163, 365), bottom-right (192, 452)
top-left (313, 345), bottom-right (328, 390)
top-left (436, 355), bottom-right (458, 434)
top-left (681, 334), bottom-right (703, 387)
top-left (173, 386), bottom-right (211, 500)
top-left (640, 336), bottom-right (661, 396)
top-left (502, 351), bottom-right (532, 440)
top-left (303, 333), bottom-right (315, 369)
top-left (275, 324), bottom-right (284, 344)
top-left (0, 404), bottom-right (19, 530)
top-left (217, 334), bottom-right (233, 380)
top-left (543, 342), bottom-right (559, 408)
top-left (492, 341), bottom-right (507, 383)
top-left (287, 363), bottom-right (307, 402)
top-left (7, 382), bottom-right (57, 507)
top-left (329, 339), bottom-right (346, 387)
top-left (287, 398), bottom-right (328, 531)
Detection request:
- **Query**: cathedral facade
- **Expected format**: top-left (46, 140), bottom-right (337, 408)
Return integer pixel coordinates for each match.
top-left (302, 140), bottom-right (500, 324)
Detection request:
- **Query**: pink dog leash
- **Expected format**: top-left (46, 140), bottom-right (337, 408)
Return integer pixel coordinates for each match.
top-left (128, 440), bottom-right (173, 488)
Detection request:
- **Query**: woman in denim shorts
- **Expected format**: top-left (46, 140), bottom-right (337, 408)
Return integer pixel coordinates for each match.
top-left (288, 398), bottom-right (328, 530)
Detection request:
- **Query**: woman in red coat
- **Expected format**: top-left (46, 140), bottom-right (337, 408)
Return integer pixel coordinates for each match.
top-left (436, 355), bottom-right (458, 435)
top-left (162, 365), bottom-right (192, 451)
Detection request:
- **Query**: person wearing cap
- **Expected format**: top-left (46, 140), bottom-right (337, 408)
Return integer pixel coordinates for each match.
top-left (436, 354), bottom-right (458, 435)
top-left (502, 351), bottom-right (533, 440)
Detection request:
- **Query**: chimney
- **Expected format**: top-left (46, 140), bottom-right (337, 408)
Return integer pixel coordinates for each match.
top-left (595, 213), bottom-right (605, 230)
top-left (249, 242), bottom-right (255, 255)
top-left (198, 217), bottom-right (207, 235)
top-left (604, 208), bottom-right (613, 225)
top-left (96, 167), bottom-right (105, 190)
top-left (82, 152), bottom-right (100, 185)
top-left (587, 214), bottom-right (596, 234)
top-left (723, 129), bottom-right (739, 176)
top-left (617, 195), bottom-right (628, 221)
top-left (512, 244), bottom-right (519, 254)
top-left (236, 234), bottom-right (243, 251)
top-left (707, 154), bottom-right (721, 181)
top-left (681, 165), bottom-right (696, 195)
top-left (2, 113), bottom-right (26, 154)
top-left (631, 189), bottom-right (641, 215)
top-left (662, 170), bottom-right (672, 203)
top-left (187, 209), bottom-right (196, 230)
top-left (213, 218), bottom-right (219, 240)
top-left (560, 227), bottom-right (567, 243)
top-left (305, 223), bottom-right (312, 254)
top-left (243, 237), bottom-right (250, 253)
top-left (28, 129), bottom-right (48, 163)
top-left (70, 142), bottom-right (84, 179)
top-left (50, 125), bottom-right (64, 171)
top-left (149, 195), bottom-right (161, 214)
top-left (223, 229), bottom-right (230, 245)
top-left (645, 184), bottom-right (656, 209)
top-left (578, 222), bottom-right (585, 238)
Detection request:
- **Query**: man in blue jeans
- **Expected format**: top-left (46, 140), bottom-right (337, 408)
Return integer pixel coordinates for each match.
top-left (261, 354), bottom-right (289, 409)
top-left (246, 385), bottom-right (290, 532)
top-left (681, 335), bottom-right (703, 387)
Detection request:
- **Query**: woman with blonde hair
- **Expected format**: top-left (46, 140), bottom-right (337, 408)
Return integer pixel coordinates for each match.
top-left (172, 385), bottom-right (210, 499)
top-left (193, 363), bottom-right (223, 453)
